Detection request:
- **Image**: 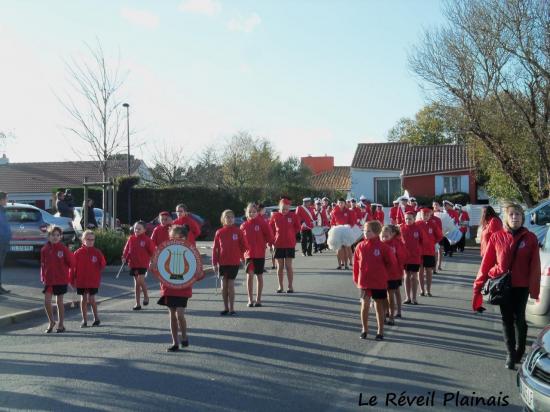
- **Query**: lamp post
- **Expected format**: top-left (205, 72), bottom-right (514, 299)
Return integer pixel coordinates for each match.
top-left (122, 103), bottom-right (131, 224)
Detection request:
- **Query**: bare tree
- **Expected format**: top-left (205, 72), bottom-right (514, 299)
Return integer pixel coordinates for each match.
top-left (149, 144), bottom-right (189, 187)
top-left (409, 0), bottom-right (550, 206)
top-left (59, 40), bottom-right (127, 215)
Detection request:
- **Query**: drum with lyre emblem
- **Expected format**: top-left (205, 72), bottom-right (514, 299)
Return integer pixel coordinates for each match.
top-left (149, 239), bottom-right (204, 289)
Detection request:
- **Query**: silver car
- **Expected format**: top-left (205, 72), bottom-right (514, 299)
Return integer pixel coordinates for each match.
top-left (527, 225), bottom-right (550, 319)
top-left (517, 325), bottom-right (550, 412)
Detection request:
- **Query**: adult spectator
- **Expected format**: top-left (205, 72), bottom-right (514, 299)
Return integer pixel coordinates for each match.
top-left (81, 198), bottom-right (98, 229)
top-left (479, 206), bottom-right (503, 257)
top-left (472, 203), bottom-right (541, 369)
top-left (56, 191), bottom-right (74, 219)
top-left (0, 191), bottom-right (11, 294)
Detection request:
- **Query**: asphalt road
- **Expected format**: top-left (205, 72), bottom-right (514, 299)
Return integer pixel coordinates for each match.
top-left (0, 248), bottom-right (543, 412)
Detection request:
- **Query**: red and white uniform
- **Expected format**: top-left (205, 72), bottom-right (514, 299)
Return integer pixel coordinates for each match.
top-left (349, 207), bottom-right (362, 226)
top-left (123, 233), bottom-right (156, 268)
top-left (472, 228), bottom-right (540, 311)
top-left (40, 242), bottom-right (74, 286)
top-left (481, 216), bottom-right (503, 257)
top-left (374, 209), bottom-right (385, 224)
top-left (389, 206), bottom-right (399, 224)
top-left (396, 205), bottom-right (416, 225)
top-left (446, 208), bottom-right (459, 224)
top-left (240, 216), bottom-right (274, 259)
top-left (400, 223), bottom-right (423, 265)
top-left (151, 224), bottom-right (171, 246)
top-left (295, 205), bottom-right (315, 231)
top-left (70, 246), bottom-right (106, 289)
top-left (458, 210), bottom-right (470, 234)
top-left (418, 219), bottom-right (443, 256)
top-left (330, 207), bottom-right (354, 226)
top-left (384, 237), bottom-right (407, 281)
top-left (315, 207), bottom-right (330, 227)
top-left (353, 238), bottom-right (396, 290)
top-left (172, 215), bottom-right (201, 245)
top-left (212, 225), bottom-right (247, 266)
top-left (269, 212), bottom-right (301, 248)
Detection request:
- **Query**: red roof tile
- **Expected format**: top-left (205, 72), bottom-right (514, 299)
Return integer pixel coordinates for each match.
top-left (310, 166), bottom-right (351, 191)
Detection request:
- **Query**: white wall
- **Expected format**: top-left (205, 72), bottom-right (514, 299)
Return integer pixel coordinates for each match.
top-left (8, 192), bottom-right (53, 209)
top-left (351, 168), bottom-right (401, 201)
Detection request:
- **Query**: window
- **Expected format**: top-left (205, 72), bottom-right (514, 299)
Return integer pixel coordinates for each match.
top-left (375, 178), bottom-right (401, 206)
top-left (6, 208), bottom-right (42, 223)
top-left (443, 176), bottom-right (461, 193)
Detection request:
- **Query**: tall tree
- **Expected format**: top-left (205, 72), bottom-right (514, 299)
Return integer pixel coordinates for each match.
top-left (149, 144), bottom-right (188, 187)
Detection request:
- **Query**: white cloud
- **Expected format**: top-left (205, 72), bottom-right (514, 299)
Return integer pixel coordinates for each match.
top-left (179, 0), bottom-right (222, 16)
top-left (120, 7), bottom-right (159, 29)
top-left (227, 13), bottom-right (261, 33)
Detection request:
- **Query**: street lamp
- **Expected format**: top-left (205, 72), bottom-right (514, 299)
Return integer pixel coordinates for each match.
top-left (122, 103), bottom-right (131, 224)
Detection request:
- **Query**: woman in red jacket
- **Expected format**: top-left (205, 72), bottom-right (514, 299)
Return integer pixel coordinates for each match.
top-left (213, 210), bottom-right (247, 315)
top-left (151, 211), bottom-right (172, 246)
top-left (479, 206), bottom-right (503, 257)
top-left (70, 230), bottom-right (106, 328)
top-left (241, 203), bottom-right (274, 307)
top-left (473, 203), bottom-right (541, 369)
top-left (418, 207), bottom-right (443, 297)
top-left (40, 226), bottom-right (74, 333)
top-left (400, 212), bottom-right (423, 305)
top-left (353, 220), bottom-right (396, 341)
top-left (381, 225), bottom-right (407, 323)
top-left (158, 225), bottom-right (194, 352)
top-left (269, 198), bottom-right (301, 293)
top-left (123, 221), bottom-right (156, 310)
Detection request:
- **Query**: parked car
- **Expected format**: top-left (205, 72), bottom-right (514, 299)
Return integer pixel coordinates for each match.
top-left (39, 209), bottom-right (76, 244)
top-left (517, 325), bottom-right (550, 412)
top-left (526, 225), bottom-right (550, 320)
top-left (64, 207), bottom-right (108, 234)
top-left (524, 199), bottom-right (550, 245)
top-left (144, 212), bottom-right (212, 240)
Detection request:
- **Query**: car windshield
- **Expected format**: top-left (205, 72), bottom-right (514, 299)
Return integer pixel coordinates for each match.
top-left (6, 208), bottom-right (42, 223)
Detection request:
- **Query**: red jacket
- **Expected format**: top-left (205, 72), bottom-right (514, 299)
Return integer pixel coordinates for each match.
top-left (472, 227), bottom-right (541, 311)
top-left (240, 216), bottom-right (274, 259)
top-left (418, 219), bottom-right (443, 256)
top-left (396, 206), bottom-right (414, 225)
top-left (353, 238), bottom-right (396, 290)
top-left (160, 283), bottom-right (192, 298)
top-left (374, 210), bottom-right (385, 224)
top-left (430, 214), bottom-right (442, 231)
top-left (384, 237), bottom-right (407, 281)
top-left (349, 207), bottom-right (362, 226)
top-left (172, 215), bottom-right (201, 245)
top-left (151, 224), bottom-right (171, 246)
top-left (330, 207), bottom-right (354, 226)
top-left (400, 222), bottom-right (423, 265)
top-left (447, 208), bottom-right (459, 224)
top-left (212, 225), bottom-right (247, 266)
top-left (40, 242), bottom-right (74, 286)
top-left (123, 233), bottom-right (156, 269)
top-left (481, 216), bottom-right (503, 256)
top-left (70, 246), bottom-right (106, 289)
top-left (295, 205), bottom-right (315, 231)
top-left (459, 211), bottom-right (470, 234)
top-left (269, 212), bottom-right (300, 248)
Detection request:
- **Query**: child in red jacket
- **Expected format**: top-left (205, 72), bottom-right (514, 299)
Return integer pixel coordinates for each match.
top-left (158, 225), bottom-right (194, 352)
top-left (70, 230), bottom-right (106, 328)
top-left (123, 221), bottom-right (156, 310)
top-left (353, 221), bottom-right (396, 341)
top-left (381, 225), bottom-right (407, 323)
top-left (151, 211), bottom-right (172, 246)
top-left (240, 203), bottom-right (274, 307)
top-left (418, 207), bottom-right (443, 297)
top-left (400, 212), bottom-right (423, 305)
top-left (40, 226), bottom-right (74, 333)
top-left (213, 210), bottom-right (247, 315)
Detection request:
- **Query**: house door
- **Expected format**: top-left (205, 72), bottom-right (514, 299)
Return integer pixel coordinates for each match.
top-left (375, 178), bottom-right (401, 206)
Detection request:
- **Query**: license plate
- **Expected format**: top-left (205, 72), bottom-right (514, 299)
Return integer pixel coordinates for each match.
top-left (520, 379), bottom-right (534, 410)
top-left (10, 245), bottom-right (34, 252)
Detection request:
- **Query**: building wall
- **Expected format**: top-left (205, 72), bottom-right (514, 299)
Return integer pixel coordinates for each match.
top-left (403, 170), bottom-right (477, 202)
top-left (351, 168), bottom-right (401, 201)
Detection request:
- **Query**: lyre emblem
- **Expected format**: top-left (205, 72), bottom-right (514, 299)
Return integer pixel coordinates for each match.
top-left (164, 249), bottom-right (190, 280)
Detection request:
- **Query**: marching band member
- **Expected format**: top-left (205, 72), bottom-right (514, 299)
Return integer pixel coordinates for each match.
top-left (408, 197), bottom-right (420, 214)
top-left (151, 211), bottom-right (173, 246)
top-left (373, 204), bottom-right (385, 224)
top-left (241, 203), bottom-right (274, 307)
top-left (396, 196), bottom-right (414, 225)
top-left (269, 198), bottom-right (301, 293)
top-left (455, 204), bottom-right (469, 253)
top-left (432, 201), bottom-right (445, 271)
top-left (443, 200), bottom-right (459, 224)
top-left (381, 225), bottom-right (407, 323)
top-left (322, 197), bottom-right (332, 226)
top-left (480, 206), bottom-right (503, 257)
top-left (296, 197), bottom-right (315, 257)
top-left (418, 207), bottom-right (443, 297)
top-left (359, 195), bottom-right (372, 221)
top-left (313, 199), bottom-right (329, 253)
top-left (353, 220), bottom-right (397, 341)
top-left (328, 198), bottom-right (355, 270)
top-left (213, 210), bottom-right (247, 315)
top-left (173, 204), bottom-right (201, 246)
top-left (389, 200), bottom-right (399, 224)
top-left (401, 212), bottom-right (423, 305)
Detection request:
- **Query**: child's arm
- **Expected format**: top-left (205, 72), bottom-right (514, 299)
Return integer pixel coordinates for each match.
top-left (64, 245), bottom-right (75, 270)
top-left (352, 246), bottom-right (360, 285)
top-left (238, 230), bottom-right (247, 260)
top-left (212, 231), bottom-right (220, 268)
top-left (40, 247), bottom-right (46, 284)
top-left (262, 219), bottom-right (275, 246)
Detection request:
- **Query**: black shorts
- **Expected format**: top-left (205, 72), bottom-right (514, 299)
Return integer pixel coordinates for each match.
top-left (157, 296), bottom-right (188, 308)
top-left (405, 264), bottom-right (420, 272)
top-left (42, 284), bottom-right (68, 296)
top-left (245, 258), bottom-right (265, 275)
top-left (219, 265), bottom-right (239, 280)
top-left (387, 280), bottom-right (402, 290)
top-left (422, 255), bottom-right (436, 268)
top-left (361, 288), bottom-right (387, 300)
top-left (130, 267), bottom-right (147, 276)
top-left (274, 248), bottom-right (295, 259)
top-left (77, 288), bottom-right (98, 295)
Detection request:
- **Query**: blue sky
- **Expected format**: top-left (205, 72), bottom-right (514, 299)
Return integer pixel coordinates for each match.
top-left (0, 0), bottom-right (445, 166)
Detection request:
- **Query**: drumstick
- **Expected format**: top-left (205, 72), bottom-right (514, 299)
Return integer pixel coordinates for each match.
top-left (215, 267), bottom-right (220, 295)
top-left (115, 262), bottom-right (126, 279)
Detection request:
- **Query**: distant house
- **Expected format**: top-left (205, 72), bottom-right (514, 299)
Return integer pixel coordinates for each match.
top-left (351, 143), bottom-right (476, 205)
top-left (0, 156), bottom-right (151, 210)
top-left (302, 156), bottom-right (351, 196)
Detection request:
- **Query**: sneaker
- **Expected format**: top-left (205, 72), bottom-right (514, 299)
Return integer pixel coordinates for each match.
top-left (247, 302), bottom-right (254, 308)
top-left (181, 338), bottom-right (189, 348)
top-left (220, 310), bottom-right (229, 316)
top-left (254, 302), bottom-right (262, 307)
top-left (92, 320), bottom-right (101, 327)
top-left (132, 305), bottom-right (142, 311)
top-left (359, 332), bottom-right (367, 340)
top-left (167, 345), bottom-right (180, 352)
top-left (375, 334), bottom-right (384, 341)
top-left (420, 292), bottom-right (426, 297)
top-left (412, 301), bottom-right (419, 305)
top-left (80, 321), bottom-right (88, 328)
top-left (427, 292), bottom-right (433, 297)
top-left (344, 266), bottom-right (350, 270)
top-left (403, 300), bottom-right (412, 304)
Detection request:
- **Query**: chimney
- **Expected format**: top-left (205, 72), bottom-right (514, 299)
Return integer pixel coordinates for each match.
top-left (0, 154), bottom-right (9, 165)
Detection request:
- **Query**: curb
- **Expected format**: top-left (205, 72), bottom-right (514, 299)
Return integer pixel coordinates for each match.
top-left (0, 265), bottom-right (214, 329)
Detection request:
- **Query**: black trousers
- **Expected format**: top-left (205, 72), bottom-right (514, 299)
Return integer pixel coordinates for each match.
top-left (456, 232), bottom-right (466, 252)
top-left (441, 237), bottom-right (456, 255)
top-left (301, 230), bottom-right (313, 256)
top-left (499, 287), bottom-right (529, 355)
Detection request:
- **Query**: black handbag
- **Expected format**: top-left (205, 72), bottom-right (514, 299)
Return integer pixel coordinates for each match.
top-left (481, 233), bottom-right (525, 305)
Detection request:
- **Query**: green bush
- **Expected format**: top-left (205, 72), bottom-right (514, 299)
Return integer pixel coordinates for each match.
top-left (92, 229), bottom-right (127, 265)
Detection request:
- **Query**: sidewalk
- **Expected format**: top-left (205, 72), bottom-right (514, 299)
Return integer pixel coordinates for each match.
top-left (0, 254), bottom-right (213, 328)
